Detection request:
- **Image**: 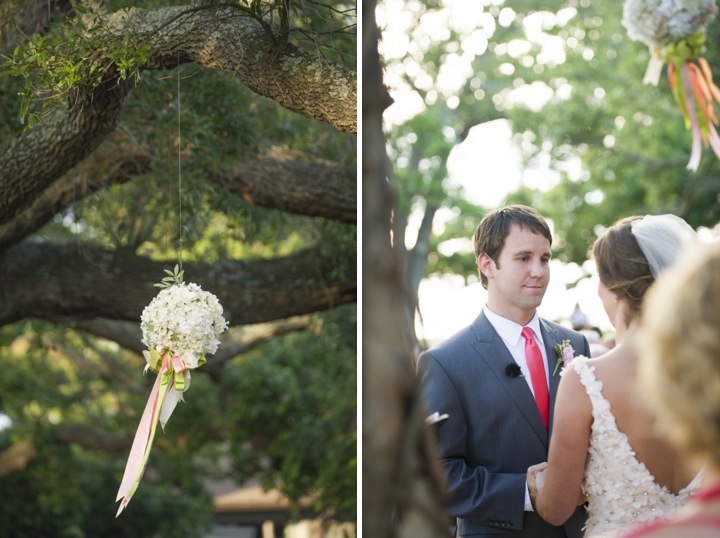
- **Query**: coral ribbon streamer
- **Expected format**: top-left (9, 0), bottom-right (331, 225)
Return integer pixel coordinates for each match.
top-left (680, 63), bottom-right (704, 171)
top-left (666, 59), bottom-right (720, 170)
top-left (679, 61), bottom-right (720, 171)
top-left (115, 353), bottom-right (186, 517)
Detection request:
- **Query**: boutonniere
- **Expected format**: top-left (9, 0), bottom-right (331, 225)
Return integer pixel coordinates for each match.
top-left (553, 340), bottom-right (575, 376)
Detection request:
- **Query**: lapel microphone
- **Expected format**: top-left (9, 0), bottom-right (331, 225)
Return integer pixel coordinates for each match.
top-left (505, 363), bottom-right (524, 378)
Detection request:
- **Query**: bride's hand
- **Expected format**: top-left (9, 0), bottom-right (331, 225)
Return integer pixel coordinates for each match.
top-left (527, 462), bottom-right (548, 506)
top-left (527, 462), bottom-right (548, 480)
top-left (535, 469), bottom-right (547, 492)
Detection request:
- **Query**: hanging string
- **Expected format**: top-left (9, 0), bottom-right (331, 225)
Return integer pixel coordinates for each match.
top-left (177, 50), bottom-right (183, 273)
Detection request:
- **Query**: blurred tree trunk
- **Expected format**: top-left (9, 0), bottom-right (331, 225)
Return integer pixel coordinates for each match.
top-left (391, 202), bottom-right (437, 350)
top-left (362, 1), bottom-right (449, 536)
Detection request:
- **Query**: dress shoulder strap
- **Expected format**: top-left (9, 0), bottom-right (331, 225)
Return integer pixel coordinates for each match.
top-left (564, 357), bottom-right (606, 408)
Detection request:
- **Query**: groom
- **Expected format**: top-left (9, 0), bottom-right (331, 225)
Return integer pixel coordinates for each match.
top-left (418, 205), bottom-right (589, 537)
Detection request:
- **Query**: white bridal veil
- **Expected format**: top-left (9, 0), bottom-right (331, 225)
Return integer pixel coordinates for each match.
top-left (630, 214), bottom-right (699, 278)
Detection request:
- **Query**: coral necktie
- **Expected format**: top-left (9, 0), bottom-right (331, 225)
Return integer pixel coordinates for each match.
top-left (521, 327), bottom-right (549, 431)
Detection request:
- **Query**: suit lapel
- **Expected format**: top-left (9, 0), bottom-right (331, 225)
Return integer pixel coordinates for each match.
top-left (471, 312), bottom-right (548, 447)
top-left (541, 319), bottom-right (562, 436)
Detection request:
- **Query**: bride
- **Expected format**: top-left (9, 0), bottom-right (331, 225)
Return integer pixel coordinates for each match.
top-left (528, 215), bottom-right (703, 537)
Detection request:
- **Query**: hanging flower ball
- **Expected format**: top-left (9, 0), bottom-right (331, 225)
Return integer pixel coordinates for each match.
top-left (622, 0), bottom-right (720, 171)
top-left (116, 266), bottom-right (228, 517)
top-left (141, 281), bottom-right (228, 363)
top-left (622, 0), bottom-right (717, 51)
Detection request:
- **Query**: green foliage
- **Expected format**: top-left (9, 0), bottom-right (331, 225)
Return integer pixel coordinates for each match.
top-left (39, 64), bottom-right (353, 261)
top-left (0, 321), bottom-right (216, 537)
top-left (1, 0), bottom-right (355, 129)
top-left (500, 0), bottom-right (720, 262)
top-left (224, 305), bottom-right (357, 520)
top-left (155, 264), bottom-right (185, 289)
top-left (0, 449), bottom-right (214, 538)
top-left (1, 7), bottom-right (149, 127)
top-left (384, 0), bottom-right (720, 280)
top-left (0, 305), bottom-right (357, 534)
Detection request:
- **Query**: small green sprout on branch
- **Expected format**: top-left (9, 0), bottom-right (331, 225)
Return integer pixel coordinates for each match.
top-left (154, 264), bottom-right (185, 289)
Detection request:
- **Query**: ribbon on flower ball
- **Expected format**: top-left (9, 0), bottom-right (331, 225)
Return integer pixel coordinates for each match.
top-left (661, 33), bottom-right (720, 171)
top-left (115, 348), bottom-right (205, 517)
top-left (622, 0), bottom-right (720, 171)
top-left (115, 275), bottom-right (227, 517)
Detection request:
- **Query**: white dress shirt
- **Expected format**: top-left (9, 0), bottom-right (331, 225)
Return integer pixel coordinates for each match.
top-left (483, 306), bottom-right (550, 394)
top-left (483, 305), bottom-right (550, 512)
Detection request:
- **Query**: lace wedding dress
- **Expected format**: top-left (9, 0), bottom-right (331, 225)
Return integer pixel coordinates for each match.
top-left (568, 358), bottom-right (702, 537)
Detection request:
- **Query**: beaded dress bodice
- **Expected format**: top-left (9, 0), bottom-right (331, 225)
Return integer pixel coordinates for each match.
top-left (567, 358), bottom-right (701, 537)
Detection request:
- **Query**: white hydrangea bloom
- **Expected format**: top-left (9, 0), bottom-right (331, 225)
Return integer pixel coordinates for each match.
top-left (140, 282), bottom-right (228, 358)
top-left (622, 0), bottom-right (717, 49)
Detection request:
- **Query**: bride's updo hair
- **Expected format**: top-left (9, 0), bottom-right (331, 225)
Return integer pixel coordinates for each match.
top-left (639, 242), bottom-right (720, 466)
top-left (593, 216), bottom-right (654, 323)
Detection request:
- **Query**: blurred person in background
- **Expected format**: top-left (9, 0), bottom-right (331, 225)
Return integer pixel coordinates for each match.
top-left (620, 241), bottom-right (720, 536)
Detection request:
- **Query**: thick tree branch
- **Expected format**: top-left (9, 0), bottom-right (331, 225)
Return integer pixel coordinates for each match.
top-left (58, 317), bottom-right (145, 354)
top-left (59, 315), bottom-right (310, 383)
top-left (408, 205), bottom-right (437, 303)
top-left (53, 421), bottom-right (228, 456)
top-left (0, 3), bottom-right (356, 227)
top-left (0, 243), bottom-right (355, 328)
top-left (209, 146), bottom-right (356, 224)
top-left (0, 75), bottom-right (131, 227)
top-left (0, 138), bottom-right (352, 252)
top-left (125, 5), bottom-right (356, 132)
top-left (0, 440), bottom-right (36, 479)
top-left (55, 424), bottom-right (131, 454)
top-left (0, 427), bottom-right (131, 478)
top-left (0, 146), bottom-right (152, 252)
top-left (51, 342), bottom-right (140, 389)
top-left (203, 316), bottom-right (310, 382)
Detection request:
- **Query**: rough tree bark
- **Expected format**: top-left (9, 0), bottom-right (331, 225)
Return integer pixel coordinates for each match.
top-left (0, 3), bottom-right (356, 227)
top-left (60, 315), bottom-right (309, 359)
top-left (0, 242), bottom-right (355, 327)
top-left (0, 145), bottom-right (152, 252)
top-left (209, 146), bottom-right (356, 224)
top-left (0, 141), bottom-right (356, 254)
top-left (362, 0), bottom-right (448, 536)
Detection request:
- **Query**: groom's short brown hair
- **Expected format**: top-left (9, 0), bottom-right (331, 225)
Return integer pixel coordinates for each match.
top-left (474, 205), bottom-right (552, 289)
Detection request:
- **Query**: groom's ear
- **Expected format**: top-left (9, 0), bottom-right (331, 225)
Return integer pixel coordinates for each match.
top-left (478, 253), bottom-right (495, 280)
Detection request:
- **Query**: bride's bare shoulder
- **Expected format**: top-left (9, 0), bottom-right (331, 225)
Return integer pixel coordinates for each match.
top-left (583, 345), bottom-right (634, 374)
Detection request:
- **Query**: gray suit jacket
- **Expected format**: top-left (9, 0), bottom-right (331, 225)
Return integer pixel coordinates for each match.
top-left (418, 311), bottom-right (590, 538)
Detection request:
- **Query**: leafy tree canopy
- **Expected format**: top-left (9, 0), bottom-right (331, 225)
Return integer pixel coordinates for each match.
top-left (381, 0), bottom-right (720, 302)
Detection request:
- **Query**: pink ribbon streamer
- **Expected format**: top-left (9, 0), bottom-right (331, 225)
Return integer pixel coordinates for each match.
top-left (116, 353), bottom-right (186, 517)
